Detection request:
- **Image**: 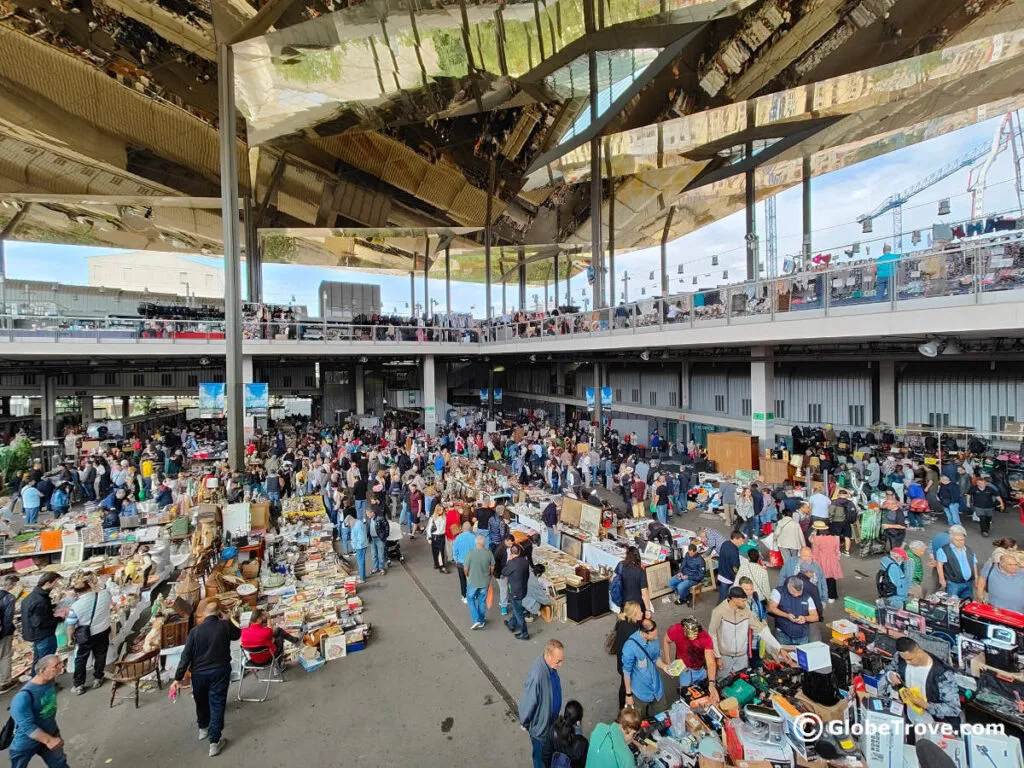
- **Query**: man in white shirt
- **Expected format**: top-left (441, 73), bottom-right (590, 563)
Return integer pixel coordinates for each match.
top-left (66, 578), bottom-right (113, 696)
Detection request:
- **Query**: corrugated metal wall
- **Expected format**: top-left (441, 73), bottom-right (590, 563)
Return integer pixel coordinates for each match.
top-left (689, 365), bottom-right (745, 416)
top-left (777, 363), bottom-right (872, 429)
top-left (898, 362), bottom-right (1024, 431)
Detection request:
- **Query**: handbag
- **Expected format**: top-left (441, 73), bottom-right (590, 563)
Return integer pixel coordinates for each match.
top-left (73, 593), bottom-right (98, 645)
top-left (604, 626), bottom-right (618, 655)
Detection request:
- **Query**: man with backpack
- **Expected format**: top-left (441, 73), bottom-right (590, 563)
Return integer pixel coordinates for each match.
top-left (877, 548), bottom-right (910, 608)
top-left (6, 654), bottom-right (67, 768)
top-left (828, 488), bottom-right (858, 556)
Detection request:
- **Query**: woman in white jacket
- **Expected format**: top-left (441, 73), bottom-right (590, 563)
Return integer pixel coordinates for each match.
top-left (425, 507), bottom-right (449, 573)
top-left (774, 511), bottom-right (806, 566)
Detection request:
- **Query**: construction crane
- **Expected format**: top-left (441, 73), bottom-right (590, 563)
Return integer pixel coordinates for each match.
top-left (968, 110), bottom-right (1024, 218)
top-left (856, 122), bottom-right (1020, 249)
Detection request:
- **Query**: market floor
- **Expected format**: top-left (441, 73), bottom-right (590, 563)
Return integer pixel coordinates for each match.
top-left (44, 502), bottom-right (1004, 768)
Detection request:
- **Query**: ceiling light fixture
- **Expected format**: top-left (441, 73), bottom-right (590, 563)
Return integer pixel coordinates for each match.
top-left (917, 340), bottom-right (940, 358)
top-left (640, 351), bottom-right (650, 362)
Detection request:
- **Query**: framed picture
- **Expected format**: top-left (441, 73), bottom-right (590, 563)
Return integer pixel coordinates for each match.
top-left (322, 634), bottom-right (347, 661)
top-left (559, 532), bottom-right (584, 561)
top-left (644, 560), bottom-right (672, 598)
top-left (579, 503), bottom-right (602, 538)
top-left (61, 542), bottom-right (84, 565)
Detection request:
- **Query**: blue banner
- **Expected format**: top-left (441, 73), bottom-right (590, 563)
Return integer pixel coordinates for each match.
top-left (244, 383), bottom-right (269, 413)
top-left (479, 389), bottom-right (488, 403)
top-left (585, 387), bottom-right (613, 410)
top-left (493, 388), bottom-right (503, 404)
top-left (198, 382), bottom-right (225, 415)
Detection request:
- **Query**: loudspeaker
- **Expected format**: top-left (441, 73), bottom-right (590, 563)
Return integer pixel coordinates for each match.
top-left (590, 579), bottom-right (610, 618)
top-left (565, 584), bottom-right (593, 624)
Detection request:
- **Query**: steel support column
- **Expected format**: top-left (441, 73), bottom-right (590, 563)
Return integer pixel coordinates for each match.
top-left (410, 271), bottom-right (416, 315)
top-left (243, 197), bottom-right (262, 301)
top-left (593, 362), bottom-right (603, 444)
top-left (445, 245), bottom-right (452, 314)
top-left (802, 155), bottom-right (812, 262)
top-left (585, 0), bottom-right (602, 310)
top-left (605, 142), bottom-right (615, 307)
top-left (218, 43), bottom-right (244, 469)
top-left (745, 140), bottom-right (757, 281)
top-left (518, 252), bottom-right (526, 311)
top-left (553, 252), bottom-right (560, 309)
top-left (660, 207), bottom-right (674, 298)
top-left (485, 156), bottom-right (495, 322)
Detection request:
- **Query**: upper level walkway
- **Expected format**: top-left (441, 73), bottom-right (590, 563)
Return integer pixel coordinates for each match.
top-left (3, 235), bottom-right (1023, 358)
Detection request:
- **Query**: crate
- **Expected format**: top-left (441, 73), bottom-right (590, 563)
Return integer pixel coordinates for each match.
top-left (162, 617), bottom-right (190, 648)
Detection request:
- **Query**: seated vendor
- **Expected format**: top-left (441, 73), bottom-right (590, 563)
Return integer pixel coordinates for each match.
top-left (662, 616), bottom-right (718, 703)
top-left (100, 489), bottom-right (127, 529)
top-left (153, 481), bottom-right (173, 507)
top-left (876, 637), bottom-right (962, 735)
top-left (240, 609), bottom-right (303, 665)
top-left (667, 544), bottom-right (705, 606)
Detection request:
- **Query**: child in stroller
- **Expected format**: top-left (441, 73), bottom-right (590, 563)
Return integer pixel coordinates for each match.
top-left (386, 520), bottom-right (405, 564)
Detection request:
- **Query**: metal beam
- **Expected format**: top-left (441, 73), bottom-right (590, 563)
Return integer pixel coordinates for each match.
top-left (255, 152), bottom-right (287, 228)
top-left (605, 139), bottom-right (615, 306)
top-left (0, 195), bottom-right (227, 208)
top-left (585, 0), bottom-right (602, 311)
top-left (218, 43), bottom-right (244, 469)
top-left (660, 206), bottom-right (674, 297)
top-left (802, 155), bottom-right (812, 262)
top-left (445, 245), bottom-right (451, 314)
top-left (485, 156), bottom-right (495, 321)
top-left (524, 25), bottom-right (704, 175)
top-left (225, 0), bottom-right (300, 45)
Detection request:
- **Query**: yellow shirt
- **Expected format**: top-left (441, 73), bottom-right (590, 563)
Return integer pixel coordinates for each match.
top-left (141, 460), bottom-right (153, 478)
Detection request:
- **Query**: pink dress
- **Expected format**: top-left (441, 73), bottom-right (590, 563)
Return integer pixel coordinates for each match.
top-left (811, 534), bottom-right (843, 580)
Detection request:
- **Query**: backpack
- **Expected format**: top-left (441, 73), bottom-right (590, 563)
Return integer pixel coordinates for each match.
top-left (828, 504), bottom-right (846, 523)
top-left (609, 563), bottom-right (624, 607)
top-left (0, 688), bottom-right (35, 750)
top-left (551, 753), bottom-right (572, 768)
top-left (876, 563), bottom-right (897, 598)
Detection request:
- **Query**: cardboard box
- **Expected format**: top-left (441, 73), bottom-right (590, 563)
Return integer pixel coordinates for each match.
top-left (249, 502), bottom-right (270, 530)
top-left (790, 642), bottom-right (832, 672)
top-left (794, 690), bottom-right (851, 726)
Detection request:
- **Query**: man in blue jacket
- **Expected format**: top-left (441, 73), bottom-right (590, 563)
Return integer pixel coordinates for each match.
top-left (518, 639), bottom-right (565, 768)
top-left (347, 515), bottom-right (369, 581)
top-left (667, 544), bottom-right (706, 605)
top-left (621, 618), bottom-right (669, 719)
top-left (879, 548), bottom-right (911, 609)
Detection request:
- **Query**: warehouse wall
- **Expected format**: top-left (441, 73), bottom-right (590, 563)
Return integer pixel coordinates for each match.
top-left (898, 362), bottom-right (1024, 434)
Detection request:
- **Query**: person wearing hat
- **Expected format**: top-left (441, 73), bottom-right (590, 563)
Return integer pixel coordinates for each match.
top-left (878, 548), bottom-right (911, 608)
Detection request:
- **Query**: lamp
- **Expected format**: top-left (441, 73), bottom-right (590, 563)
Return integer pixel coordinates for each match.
top-left (640, 351), bottom-right (650, 361)
top-left (917, 340), bottom-right (940, 357)
top-left (941, 340), bottom-right (962, 356)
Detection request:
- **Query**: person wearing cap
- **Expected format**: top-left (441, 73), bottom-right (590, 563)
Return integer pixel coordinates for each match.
top-left (879, 548), bottom-right (911, 608)
top-left (709, 586), bottom-right (788, 679)
top-left (935, 525), bottom-right (978, 598)
top-left (967, 475), bottom-right (1004, 537)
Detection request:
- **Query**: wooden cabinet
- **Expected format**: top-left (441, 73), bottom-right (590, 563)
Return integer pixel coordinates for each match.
top-left (707, 431), bottom-right (760, 475)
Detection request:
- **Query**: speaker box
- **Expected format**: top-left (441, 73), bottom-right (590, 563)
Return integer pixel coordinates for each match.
top-left (565, 584), bottom-right (593, 624)
top-left (590, 579), bottom-right (610, 618)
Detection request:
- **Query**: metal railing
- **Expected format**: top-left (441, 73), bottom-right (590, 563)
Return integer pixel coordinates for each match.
top-left (1, 235), bottom-right (1021, 347)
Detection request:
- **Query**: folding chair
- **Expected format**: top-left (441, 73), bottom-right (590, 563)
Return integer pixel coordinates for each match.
top-left (236, 646), bottom-right (284, 702)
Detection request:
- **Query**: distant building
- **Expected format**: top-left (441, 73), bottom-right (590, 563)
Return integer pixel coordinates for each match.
top-left (88, 252), bottom-right (224, 298)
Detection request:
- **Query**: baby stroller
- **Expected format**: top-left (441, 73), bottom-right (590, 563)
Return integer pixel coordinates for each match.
top-left (386, 520), bottom-right (405, 564)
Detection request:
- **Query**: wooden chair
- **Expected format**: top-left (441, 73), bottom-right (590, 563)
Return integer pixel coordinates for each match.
top-left (109, 649), bottom-right (162, 708)
top-left (687, 556), bottom-right (718, 607)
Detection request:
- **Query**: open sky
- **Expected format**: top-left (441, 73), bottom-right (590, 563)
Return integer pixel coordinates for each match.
top-left (6, 114), bottom-right (1023, 317)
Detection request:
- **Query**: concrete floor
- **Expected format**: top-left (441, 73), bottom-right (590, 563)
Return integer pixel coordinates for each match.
top-left (41, 502), bottom-right (1004, 768)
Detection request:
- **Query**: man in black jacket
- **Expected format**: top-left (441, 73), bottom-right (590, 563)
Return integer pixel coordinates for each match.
top-left (171, 600), bottom-right (241, 757)
top-left (22, 573), bottom-right (62, 675)
top-left (503, 544), bottom-right (531, 641)
top-left (0, 574), bottom-right (20, 692)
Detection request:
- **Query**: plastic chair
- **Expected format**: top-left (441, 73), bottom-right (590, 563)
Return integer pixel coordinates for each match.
top-left (236, 646), bottom-right (283, 702)
top-left (109, 649), bottom-right (162, 708)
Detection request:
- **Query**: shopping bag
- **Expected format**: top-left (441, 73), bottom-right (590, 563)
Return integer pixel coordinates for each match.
top-left (486, 582), bottom-right (494, 609)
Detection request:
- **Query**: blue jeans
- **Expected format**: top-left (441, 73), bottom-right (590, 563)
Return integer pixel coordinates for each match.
top-left (355, 548), bottom-right (367, 580)
top-left (267, 492), bottom-right (280, 518)
top-left (506, 597), bottom-right (528, 638)
top-left (355, 499), bottom-right (366, 521)
top-left (673, 495), bottom-right (685, 515)
top-left (546, 527), bottom-right (559, 548)
top-left (530, 735), bottom-right (545, 768)
top-left (677, 666), bottom-right (708, 689)
top-left (590, 466), bottom-right (598, 486)
top-left (370, 538), bottom-right (387, 572)
top-left (9, 742), bottom-right (70, 768)
top-left (338, 522), bottom-right (352, 553)
top-left (908, 510), bottom-right (923, 527)
top-left (399, 504), bottom-right (412, 534)
top-left (945, 580), bottom-right (974, 599)
top-left (944, 503), bottom-right (961, 526)
top-left (467, 584), bottom-right (487, 624)
top-left (24, 507), bottom-right (39, 525)
top-left (876, 275), bottom-right (890, 301)
top-left (191, 666), bottom-right (230, 744)
top-left (668, 576), bottom-right (699, 602)
top-left (776, 629), bottom-right (809, 646)
top-left (32, 635), bottom-right (57, 674)
top-left (718, 581), bottom-right (732, 603)
top-left (656, 504), bottom-right (668, 524)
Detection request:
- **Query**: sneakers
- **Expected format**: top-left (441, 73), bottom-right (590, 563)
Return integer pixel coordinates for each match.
top-left (72, 685), bottom-right (86, 696)
top-left (91, 678), bottom-right (104, 689)
top-left (461, 597), bottom-right (468, 604)
top-left (501, 605), bottom-right (509, 616)
top-left (515, 634), bottom-right (530, 641)
top-left (209, 739), bottom-right (226, 757)
top-left (198, 728), bottom-right (209, 741)
top-left (470, 622), bottom-right (484, 630)
top-left (525, 615), bottom-right (535, 623)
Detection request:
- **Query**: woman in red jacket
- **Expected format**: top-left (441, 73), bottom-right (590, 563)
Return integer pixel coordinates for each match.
top-left (239, 610), bottom-right (302, 665)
